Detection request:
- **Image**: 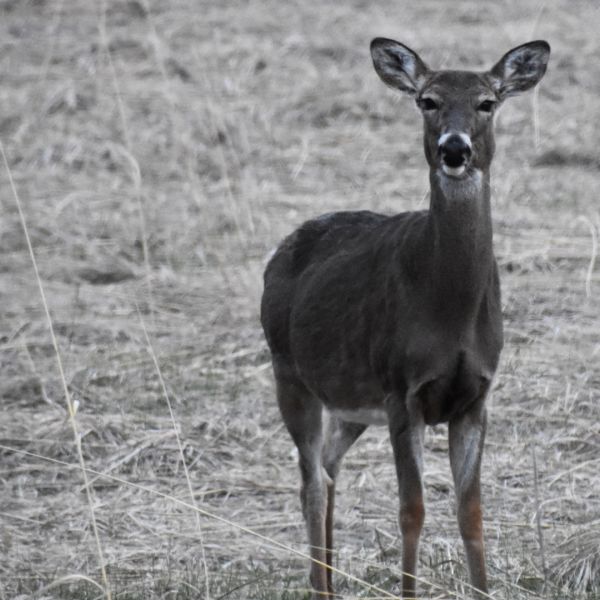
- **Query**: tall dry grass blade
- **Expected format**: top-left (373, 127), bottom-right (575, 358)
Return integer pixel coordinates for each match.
top-left (574, 215), bottom-right (598, 298)
top-left (136, 304), bottom-right (211, 600)
top-left (195, 64), bottom-right (252, 243)
top-left (97, 0), bottom-right (155, 323)
top-left (0, 142), bottom-right (112, 600)
top-left (138, 0), bottom-right (205, 210)
top-left (532, 445), bottom-right (548, 595)
top-left (532, 86), bottom-right (541, 152)
top-left (529, 2), bottom-right (546, 152)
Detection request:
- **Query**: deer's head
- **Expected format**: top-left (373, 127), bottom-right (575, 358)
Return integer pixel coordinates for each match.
top-left (370, 39), bottom-right (550, 179)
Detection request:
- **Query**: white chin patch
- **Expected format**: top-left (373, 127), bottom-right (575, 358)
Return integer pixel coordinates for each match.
top-left (442, 164), bottom-right (466, 177)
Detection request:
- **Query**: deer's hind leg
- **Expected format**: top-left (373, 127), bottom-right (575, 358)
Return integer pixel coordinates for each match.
top-left (275, 369), bottom-right (330, 598)
top-left (322, 416), bottom-right (367, 594)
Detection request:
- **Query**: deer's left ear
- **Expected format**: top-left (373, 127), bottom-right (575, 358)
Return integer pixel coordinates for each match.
top-left (488, 40), bottom-right (550, 100)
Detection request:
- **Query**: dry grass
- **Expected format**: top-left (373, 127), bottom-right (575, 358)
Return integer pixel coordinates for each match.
top-left (1, 0), bottom-right (599, 598)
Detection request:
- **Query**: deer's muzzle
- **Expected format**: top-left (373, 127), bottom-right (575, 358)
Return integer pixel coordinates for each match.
top-left (438, 133), bottom-right (472, 174)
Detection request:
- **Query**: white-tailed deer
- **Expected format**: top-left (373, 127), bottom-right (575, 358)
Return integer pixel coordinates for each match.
top-left (261, 39), bottom-right (550, 598)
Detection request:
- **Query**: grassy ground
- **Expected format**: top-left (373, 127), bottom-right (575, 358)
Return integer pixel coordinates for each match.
top-left (1, 0), bottom-right (599, 598)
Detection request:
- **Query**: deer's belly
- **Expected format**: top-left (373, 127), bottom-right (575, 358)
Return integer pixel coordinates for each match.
top-left (313, 377), bottom-right (388, 424)
top-left (327, 406), bottom-right (388, 426)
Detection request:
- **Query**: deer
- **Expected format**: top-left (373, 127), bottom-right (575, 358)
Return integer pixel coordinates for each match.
top-left (260, 38), bottom-right (550, 599)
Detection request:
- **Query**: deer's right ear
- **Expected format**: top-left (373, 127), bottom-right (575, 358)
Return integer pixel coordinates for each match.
top-left (370, 38), bottom-right (429, 96)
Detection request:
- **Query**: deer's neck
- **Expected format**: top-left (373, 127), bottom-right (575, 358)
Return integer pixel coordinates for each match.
top-left (425, 169), bottom-right (494, 315)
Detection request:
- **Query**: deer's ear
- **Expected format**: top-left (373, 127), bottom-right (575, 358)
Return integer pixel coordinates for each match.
top-left (370, 38), bottom-right (430, 96)
top-left (488, 40), bottom-right (550, 100)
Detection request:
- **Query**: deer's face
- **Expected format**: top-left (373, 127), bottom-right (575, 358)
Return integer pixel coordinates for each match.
top-left (371, 39), bottom-right (550, 180)
top-left (417, 71), bottom-right (498, 177)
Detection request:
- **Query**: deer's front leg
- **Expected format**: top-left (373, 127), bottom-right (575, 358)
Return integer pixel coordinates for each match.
top-left (388, 397), bottom-right (425, 599)
top-left (449, 404), bottom-right (488, 596)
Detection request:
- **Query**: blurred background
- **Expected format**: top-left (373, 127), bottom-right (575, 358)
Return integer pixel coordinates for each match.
top-left (1, 0), bottom-right (599, 598)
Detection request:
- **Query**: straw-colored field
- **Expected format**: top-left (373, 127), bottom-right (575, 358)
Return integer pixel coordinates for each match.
top-left (1, 1), bottom-right (599, 598)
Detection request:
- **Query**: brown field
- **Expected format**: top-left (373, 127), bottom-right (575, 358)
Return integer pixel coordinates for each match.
top-left (1, 0), bottom-right (599, 598)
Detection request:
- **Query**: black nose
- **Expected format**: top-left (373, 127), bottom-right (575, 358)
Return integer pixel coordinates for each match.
top-left (439, 134), bottom-right (472, 168)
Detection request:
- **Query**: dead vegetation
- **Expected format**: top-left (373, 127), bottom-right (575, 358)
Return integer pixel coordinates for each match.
top-left (0, 0), bottom-right (599, 599)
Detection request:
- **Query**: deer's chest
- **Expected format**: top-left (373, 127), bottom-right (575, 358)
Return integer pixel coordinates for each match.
top-left (409, 350), bottom-right (492, 425)
top-left (393, 319), bottom-right (500, 424)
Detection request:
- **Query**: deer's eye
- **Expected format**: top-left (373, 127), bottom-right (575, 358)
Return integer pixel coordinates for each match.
top-left (418, 97), bottom-right (439, 111)
top-left (477, 99), bottom-right (495, 113)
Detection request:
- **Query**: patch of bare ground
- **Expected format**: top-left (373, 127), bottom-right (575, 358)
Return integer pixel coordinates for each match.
top-left (1, 0), bottom-right (599, 599)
